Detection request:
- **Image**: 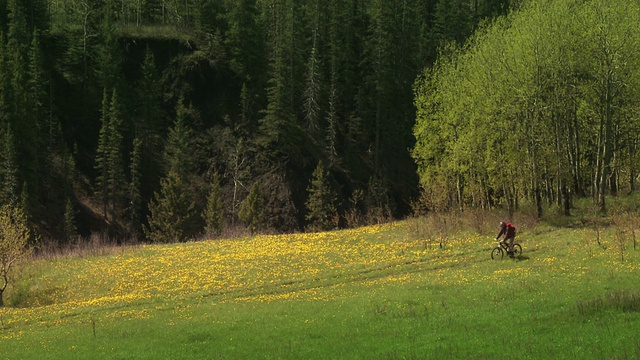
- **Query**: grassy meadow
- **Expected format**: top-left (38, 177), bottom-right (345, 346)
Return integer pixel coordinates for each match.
top-left (1, 209), bottom-right (640, 359)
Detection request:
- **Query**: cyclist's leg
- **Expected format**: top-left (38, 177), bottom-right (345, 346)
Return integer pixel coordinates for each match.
top-left (507, 235), bottom-right (515, 254)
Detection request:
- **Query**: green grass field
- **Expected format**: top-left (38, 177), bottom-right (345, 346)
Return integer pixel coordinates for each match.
top-left (1, 214), bottom-right (640, 359)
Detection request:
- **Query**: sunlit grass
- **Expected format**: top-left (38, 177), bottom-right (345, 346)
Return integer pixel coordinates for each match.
top-left (1, 219), bottom-right (639, 359)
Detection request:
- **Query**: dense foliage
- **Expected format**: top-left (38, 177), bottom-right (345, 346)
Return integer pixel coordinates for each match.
top-left (0, 204), bottom-right (32, 307)
top-left (413, 0), bottom-right (640, 217)
top-left (0, 0), bottom-right (510, 243)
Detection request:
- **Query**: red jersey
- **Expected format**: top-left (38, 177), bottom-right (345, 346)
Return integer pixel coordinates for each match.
top-left (497, 222), bottom-right (516, 239)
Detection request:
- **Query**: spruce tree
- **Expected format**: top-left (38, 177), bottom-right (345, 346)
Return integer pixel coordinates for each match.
top-left (0, 31), bottom-right (8, 125)
top-left (303, 39), bottom-right (323, 139)
top-left (141, 0), bottom-right (163, 24)
top-left (95, 88), bottom-right (110, 218)
top-left (0, 124), bottom-right (18, 206)
top-left (145, 100), bottom-right (197, 243)
top-left (164, 98), bottom-right (194, 179)
top-left (145, 170), bottom-right (195, 243)
top-left (137, 46), bottom-right (164, 218)
top-left (138, 47), bottom-right (164, 137)
top-left (129, 137), bottom-right (143, 239)
top-left (95, 2), bottom-right (122, 91)
top-left (19, 0), bottom-right (50, 32)
top-left (0, 2), bottom-right (7, 35)
top-left (64, 198), bottom-right (78, 243)
top-left (238, 182), bottom-right (265, 235)
top-left (194, 0), bottom-right (224, 36)
top-left (94, 88), bottom-right (125, 220)
top-left (226, 0), bottom-right (266, 85)
top-left (7, 0), bottom-right (37, 203)
top-left (7, 0), bottom-right (28, 125)
top-left (226, 0), bottom-right (267, 137)
top-left (305, 161), bottom-right (338, 231)
top-left (257, 0), bottom-right (301, 159)
top-left (106, 88), bottom-right (125, 217)
top-left (203, 172), bottom-right (224, 237)
top-left (432, 0), bottom-right (473, 47)
top-left (28, 29), bottom-right (49, 194)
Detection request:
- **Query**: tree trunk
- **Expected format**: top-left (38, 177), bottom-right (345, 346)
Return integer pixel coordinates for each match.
top-left (597, 76), bottom-right (614, 213)
top-left (535, 186), bottom-right (543, 219)
top-left (0, 276), bottom-right (6, 307)
top-left (610, 167), bottom-right (618, 197)
top-left (456, 171), bottom-right (463, 212)
top-left (570, 105), bottom-right (585, 197)
top-left (562, 181), bottom-right (571, 216)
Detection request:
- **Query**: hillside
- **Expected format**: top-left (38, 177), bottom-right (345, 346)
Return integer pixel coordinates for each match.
top-left (1, 217), bottom-right (639, 359)
top-left (2, 0), bottom-right (512, 243)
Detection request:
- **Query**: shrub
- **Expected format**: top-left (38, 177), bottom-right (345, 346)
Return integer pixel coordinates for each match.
top-left (0, 204), bottom-right (33, 307)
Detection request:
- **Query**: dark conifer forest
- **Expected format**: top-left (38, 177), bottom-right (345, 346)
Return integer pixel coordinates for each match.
top-left (0, 0), bottom-right (512, 244)
top-left (0, 0), bottom-right (509, 243)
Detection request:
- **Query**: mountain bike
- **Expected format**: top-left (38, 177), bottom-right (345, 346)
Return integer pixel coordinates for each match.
top-left (491, 240), bottom-right (522, 260)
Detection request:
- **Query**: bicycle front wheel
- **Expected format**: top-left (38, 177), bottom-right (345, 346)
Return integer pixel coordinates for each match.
top-left (491, 247), bottom-right (503, 260)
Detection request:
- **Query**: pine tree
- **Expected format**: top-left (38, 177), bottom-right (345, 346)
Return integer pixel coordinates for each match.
top-left (164, 98), bottom-right (194, 179)
top-left (6, 0), bottom-right (27, 123)
top-left (64, 198), bottom-right (78, 243)
top-left (237, 82), bottom-right (254, 137)
top-left (0, 2), bottom-right (7, 35)
top-left (432, 0), bottom-right (473, 47)
top-left (303, 0), bottom-right (329, 141)
top-left (95, 88), bottom-right (110, 218)
top-left (28, 29), bottom-right (49, 174)
top-left (7, 0), bottom-right (37, 202)
top-left (145, 100), bottom-right (197, 243)
top-left (7, 0), bottom-right (28, 50)
top-left (0, 31), bottom-right (9, 125)
top-left (11, 27), bottom-right (50, 219)
top-left (365, 175), bottom-right (391, 223)
top-left (257, 0), bottom-right (303, 160)
top-left (226, 0), bottom-right (267, 137)
top-left (106, 88), bottom-right (125, 216)
top-left (142, 0), bottom-right (163, 23)
top-left (238, 182), bottom-right (265, 235)
top-left (60, 0), bottom-right (102, 92)
top-left (0, 124), bottom-right (19, 206)
top-left (325, 75), bottom-right (340, 167)
top-left (145, 170), bottom-right (196, 243)
top-left (18, 0), bottom-right (50, 32)
top-left (195, 0), bottom-right (224, 36)
top-left (303, 37), bottom-right (323, 139)
top-left (138, 47), bottom-right (164, 137)
top-left (95, 5), bottom-right (122, 91)
top-left (129, 137), bottom-right (143, 239)
top-left (136, 46), bottom-right (164, 219)
top-left (94, 88), bottom-right (125, 220)
top-left (17, 182), bottom-right (36, 248)
top-left (203, 172), bottom-right (224, 237)
top-left (305, 160), bottom-right (338, 231)
top-left (226, 0), bottom-right (265, 84)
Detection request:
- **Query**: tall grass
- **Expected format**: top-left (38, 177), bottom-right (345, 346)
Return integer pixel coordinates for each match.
top-left (577, 290), bottom-right (640, 315)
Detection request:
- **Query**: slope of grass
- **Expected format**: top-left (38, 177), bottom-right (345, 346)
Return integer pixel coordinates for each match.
top-left (1, 219), bottom-right (640, 359)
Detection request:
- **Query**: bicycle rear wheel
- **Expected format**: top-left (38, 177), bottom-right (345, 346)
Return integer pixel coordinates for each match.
top-left (491, 247), bottom-right (503, 260)
top-left (512, 243), bottom-right (522, 257)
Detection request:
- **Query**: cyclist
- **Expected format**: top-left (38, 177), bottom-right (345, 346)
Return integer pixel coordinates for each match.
top-left (496, 221), bottom-right (517, 257)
